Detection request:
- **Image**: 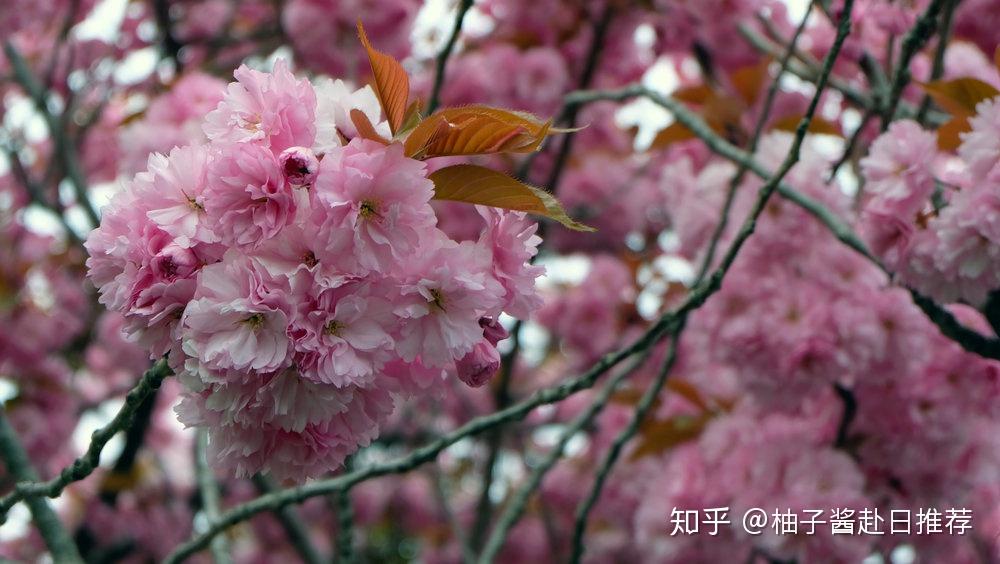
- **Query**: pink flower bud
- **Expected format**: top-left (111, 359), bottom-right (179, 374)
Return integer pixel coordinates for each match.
top-left (480, 317), bottom-right (509, 346)
top-left (279, 146), bottom-right (320, 186)
top-left (150, 243), bottom-right (200, 281)
top-left (456, 340), bottom-right (501, 387)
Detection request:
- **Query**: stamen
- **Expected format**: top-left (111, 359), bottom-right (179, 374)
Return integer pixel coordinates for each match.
top-left (324, 319), bottom-right (345, 336)
top-left (429, 288), bottom-right (446, 312)
top-left (359, 199), bottom-right (381, 220)
top-left (243, 313), bottom-right (265, 330)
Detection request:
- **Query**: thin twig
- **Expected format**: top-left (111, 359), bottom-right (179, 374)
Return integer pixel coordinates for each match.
top-left (542, 3), bottom-right (615, 195)
top-left (3, 41), bottom-right (99, 228)
top-left (428, 466), bottom-right (476, 564)
top-left (694, 3), bottom-right (813, 282)
top-left (881, 0), bottom-right (947, 129)
top-left (252, 475), bottom-right (325, 564)
top-left (477, 342), bottom-right (661, 562)
top-left (468, 333), bottom-right (516, 551)
top-left (827, 107), bottom-right (875, 185)
top-left (737, 23), bottom-right (948, 127)
top-left (426, 0), bottom-right (475, 115)
top-left (0, 409), bottom-right (83, 563)
top-left (0, 359), bottom-right (172, 518)
top-left (568, 1), bottom-right (856, 557)
top-left (915, 0), bottom-right (961, 125)
top-left (567, 324), bottom-right (684, 563)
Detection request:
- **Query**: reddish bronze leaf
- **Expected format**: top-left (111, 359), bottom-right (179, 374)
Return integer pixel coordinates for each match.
top-left (428, 164), bottom-right (594, 231)
top-left (357, 21), bottom-right (409, 135)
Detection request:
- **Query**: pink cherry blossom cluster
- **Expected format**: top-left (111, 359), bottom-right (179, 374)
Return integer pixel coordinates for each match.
top-left (859, 96), bottom-right (1000, 306)
top-left (85, 60), bottom-right (545, 481)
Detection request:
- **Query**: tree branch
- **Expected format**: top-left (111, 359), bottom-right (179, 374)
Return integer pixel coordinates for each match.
top-left (196, 430), bottom-right (232, 564)
top-left (0, 359), bottom-right (172, 518)
top-left (0, 409), bottom-right (83, 563)
top-left (916, 0), bottom-right (961, 125)
top-left (695, 3), bottom-right (813, 282)
top-left (477, 341), bottom-right (661, 562)
top-left (882, 0), bottom-right (947, 129)
top-left (252, 475), bottom-right (325, 564)
top-left (3, 41), bottom-right (99, 228)
top-left (426, 0), bottom-right (475, 115)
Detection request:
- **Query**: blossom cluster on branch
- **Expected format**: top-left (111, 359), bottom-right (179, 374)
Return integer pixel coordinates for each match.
top-left (86, 59), bottom-right (547, 481)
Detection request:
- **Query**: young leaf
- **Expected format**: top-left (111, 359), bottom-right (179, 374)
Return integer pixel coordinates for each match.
top-left (357, 21), bottom-right (409, 135)
top-left (730, 56), bottom-right (772, 107)
top-left (404, 106), bottom-right (553, 159)
top-left (919, 78), bottom-right (999, 152)
top-left (648, 122), bottom-right (697, 150)
top-left (628, 413), bottom-right (714, 461)
top-left (398, 99), bottom-right (424, 136)
top-left (350, 109), bottom-right (390, 145)
top-left (919, 77), bottom-right (1000, 116)
top-left (936, 116), bottom-right (972, 151)
top-left (428, 164), bottom-right (595, 231)
top-left (672, 84), bottom-right (715, 105)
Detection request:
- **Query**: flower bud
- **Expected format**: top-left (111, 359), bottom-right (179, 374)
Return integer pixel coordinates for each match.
top-left (480, 317), bottom-right (509, 346)
top-left (150, 243), bottom-right (200, 281)
top-left (279, 146), bottom-right (319, 186)
top-left (456, 340), bottom-right (501, 387)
